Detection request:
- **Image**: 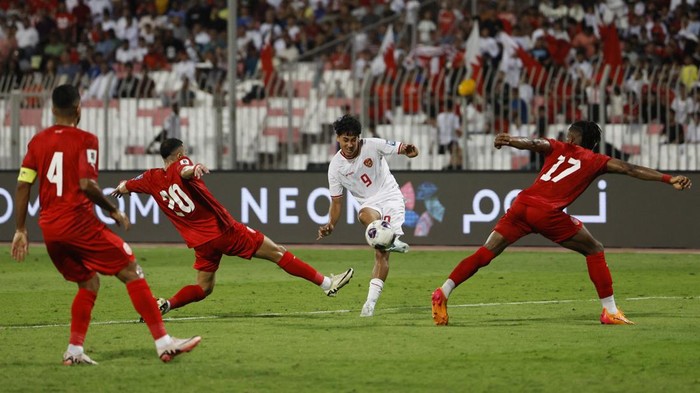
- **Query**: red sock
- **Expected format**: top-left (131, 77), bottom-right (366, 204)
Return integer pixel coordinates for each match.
top-left (448, 247), bottom-right (496, 287)
top-left (277, 251), bottom-right (324, 285)
top-left (126, 278), bottom-right (167, 340)
top-left (69, 288), bottom-right (97, 346)
top-left (586, 251), bottom-right (613, 298)
top-left (169, 285), bottom-right (207, 309)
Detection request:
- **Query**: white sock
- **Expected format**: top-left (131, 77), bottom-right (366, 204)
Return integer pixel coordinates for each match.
top-left (441, 279), bottom-right (456, 299)
top-left (154, 334), bottom-right (173, 350)
top-left (67, 344), bottom-right (84, 356)
top-left (366, 278), bottom-right (384, 305)
top-left (320, 276), bottom-right (332, 291)
top-left (601, 295), bottom-right (618, 314)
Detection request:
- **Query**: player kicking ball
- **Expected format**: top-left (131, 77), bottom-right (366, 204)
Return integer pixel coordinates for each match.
top-left (432, 121), bottom-right (692, 326)
top-left (317, 115), bottom-right (419, 317)
top-left (112, 139), bottom-right (353, 319)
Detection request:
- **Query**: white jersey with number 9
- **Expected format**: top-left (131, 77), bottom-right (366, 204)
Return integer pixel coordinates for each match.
top-left (327, 138), bottom-right (403, 204)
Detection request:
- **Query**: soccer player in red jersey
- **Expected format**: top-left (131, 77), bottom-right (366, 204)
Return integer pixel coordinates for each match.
top-left (11, 85), bottom-right (201, 365)
top-left (431, 121), bottom-right (692, 326)
top-left (111, 138), bottom-right (354, 317)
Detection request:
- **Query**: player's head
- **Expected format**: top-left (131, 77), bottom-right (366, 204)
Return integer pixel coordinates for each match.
top-left (333, 114), bottom-right (362, 137)
top-left (52, 84), bottom-right (81, 125)
top-left (160, 138), bottom-right (184, 159)
top-left (567, 121), bottom-right (601, 151)
top-left (333, 115), bottom-right (363, 158)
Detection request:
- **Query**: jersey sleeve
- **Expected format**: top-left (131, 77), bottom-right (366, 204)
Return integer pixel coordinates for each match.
top-left (78, 134), bottom-right (99, 180)
top-left (327, 163), bottom-right (344, 198)
top-left (18, 139), bottom-right (38, 183)
top-left (174, 156), bottom-right (195, 177)
top-left (125, 171), bottom-right (152, 194)
top-left (369, 138), bottom-right (400, 157)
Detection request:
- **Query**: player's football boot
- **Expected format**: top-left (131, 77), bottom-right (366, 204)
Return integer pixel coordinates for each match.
top-left (431, 287), bottom-right (449, 326)
top-left (158, 336), bottom-right (202, 363)
top-left (63, 351), bottom-right (98, 366)
top-left (139, 297), bottom-right (171, 323)
top-left (325, 268), bottom-right (354, 297)
top-left (600, 308), bottom-right (635, 325)
top-left (360, 301), bottom-right (375, 317)
top-left (386, 238), bottom-right (410, 253)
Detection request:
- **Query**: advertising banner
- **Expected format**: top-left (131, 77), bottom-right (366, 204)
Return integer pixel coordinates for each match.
top-left (0, 171), bottom-right (697, 248)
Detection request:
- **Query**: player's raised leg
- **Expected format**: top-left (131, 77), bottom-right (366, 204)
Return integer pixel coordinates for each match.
top-left (255, 235), bottom-right (354, 296)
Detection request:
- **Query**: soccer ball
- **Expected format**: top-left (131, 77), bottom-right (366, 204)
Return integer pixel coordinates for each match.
top-left (365, 220), bottom-right (396, 250)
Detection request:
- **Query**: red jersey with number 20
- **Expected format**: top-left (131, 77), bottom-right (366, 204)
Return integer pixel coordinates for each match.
top-left (21, 125), bottom-right (101, 236)
top-left (515, 138), bottom-right (611, 211)
top-left (125, 156), bottom-right (236, 248)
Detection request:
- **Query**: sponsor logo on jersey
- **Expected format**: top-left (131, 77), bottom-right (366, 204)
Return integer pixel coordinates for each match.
top-left (386, 140), bottom-right (397, 146)
top-left (364, 158), bottom-right (373, 168)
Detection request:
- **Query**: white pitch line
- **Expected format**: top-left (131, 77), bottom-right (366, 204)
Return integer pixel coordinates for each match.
top-left (1, 295), bottom-right (697, 330)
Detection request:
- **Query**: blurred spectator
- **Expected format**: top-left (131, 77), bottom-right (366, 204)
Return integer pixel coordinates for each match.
top-left (417, 10), bottom-right (436, 44)
top-left (15, 16), bottom-right (40, 58)
top-left (88, 0), bottom-right (112, 23)
top-left (172, 76), bottom-right (196, 107)
top-left (172, 49), bottom-right (196, 83)
top-left (680, 55), bottom-right (698, 91)
top-left (0, 24), bottom-right (17, 63)
top-left (436, 100), bottom-right (463, 170)
top-left (95, 29), bottom-right (120, 60)
top-left (114, 61), bottom-right (139, 98)
top-left (85, 60), bottom-right (115, 99)
top-left (671, 87), bottom-right (695, 125)
top-left (146, 101), bottom-right (181, 154)
top-left (114, 40), bottom-right (134, 64)
top-left (56, 50), bottom-right (80, 82)
top-left (55, 2), bottom-right (76, 41)
top-left (663, 112), bottom-right (686, 144)
top-left (687, 111), bottom-right (700, 143)
top-left (137, 65), bottom-right (156, 98)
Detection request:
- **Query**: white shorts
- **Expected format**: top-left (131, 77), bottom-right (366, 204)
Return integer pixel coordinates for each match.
top-left (360, 192), bottom-right (405, 236)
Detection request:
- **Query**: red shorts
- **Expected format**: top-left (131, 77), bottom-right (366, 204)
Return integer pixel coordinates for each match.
top-left (193, 221), bottom-right (265, 272)
top-left (44, 226), bottom-right (135, 283)
top-left (494, 200), bottom-right (583, 244)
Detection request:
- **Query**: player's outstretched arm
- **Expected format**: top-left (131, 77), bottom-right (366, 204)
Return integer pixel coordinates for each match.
top-left (111, 180), bottom-right (129, 198)
top-left (494, 133), bottom-right (552, 153)
top-left (606, 158), bottom-right (692, 190)
top-left (181, 163), bottom-right (210, 179)
top-left (80, 178), bottom-right (130, 230)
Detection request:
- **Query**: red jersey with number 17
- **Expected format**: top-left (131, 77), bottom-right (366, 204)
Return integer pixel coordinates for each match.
top-left (21, 125), bottom-right (102, 237)
top-left (125, 156), bottom-right (236, 248)
top-left (515, 138), bottom-right (611, 211)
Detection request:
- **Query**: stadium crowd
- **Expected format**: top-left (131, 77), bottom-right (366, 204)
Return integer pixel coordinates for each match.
top-left (0, 0), bottom-right (698, 142)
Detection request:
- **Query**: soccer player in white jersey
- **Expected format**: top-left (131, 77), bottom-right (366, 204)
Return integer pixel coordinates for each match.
top-left (317, 115), bottom-right (419, 317)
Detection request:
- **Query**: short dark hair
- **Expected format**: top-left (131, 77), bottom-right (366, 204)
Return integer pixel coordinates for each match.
top-left (569, 120), bottom-right (601, 151)
top-left (160, 138), bottom-right (184, 158)
top-left (52, 84), bottom-right (80, 111)
top-left (333, 114), bottom-right (362, 136)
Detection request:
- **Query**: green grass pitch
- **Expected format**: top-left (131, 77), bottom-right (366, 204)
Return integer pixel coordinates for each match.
top-left (1, 246), bottom-right (699, 392)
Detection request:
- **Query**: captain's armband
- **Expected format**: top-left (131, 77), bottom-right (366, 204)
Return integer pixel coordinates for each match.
top-left (17, 167), bottom-right (37, 183)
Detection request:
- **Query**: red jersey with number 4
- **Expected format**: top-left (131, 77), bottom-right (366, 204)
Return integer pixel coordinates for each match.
top-left (126, 156), bottom-right (236, 248)
top-left (515, 138), bottom-right (611, 210)
top-left (21, 125), bottom-right (101, 236)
